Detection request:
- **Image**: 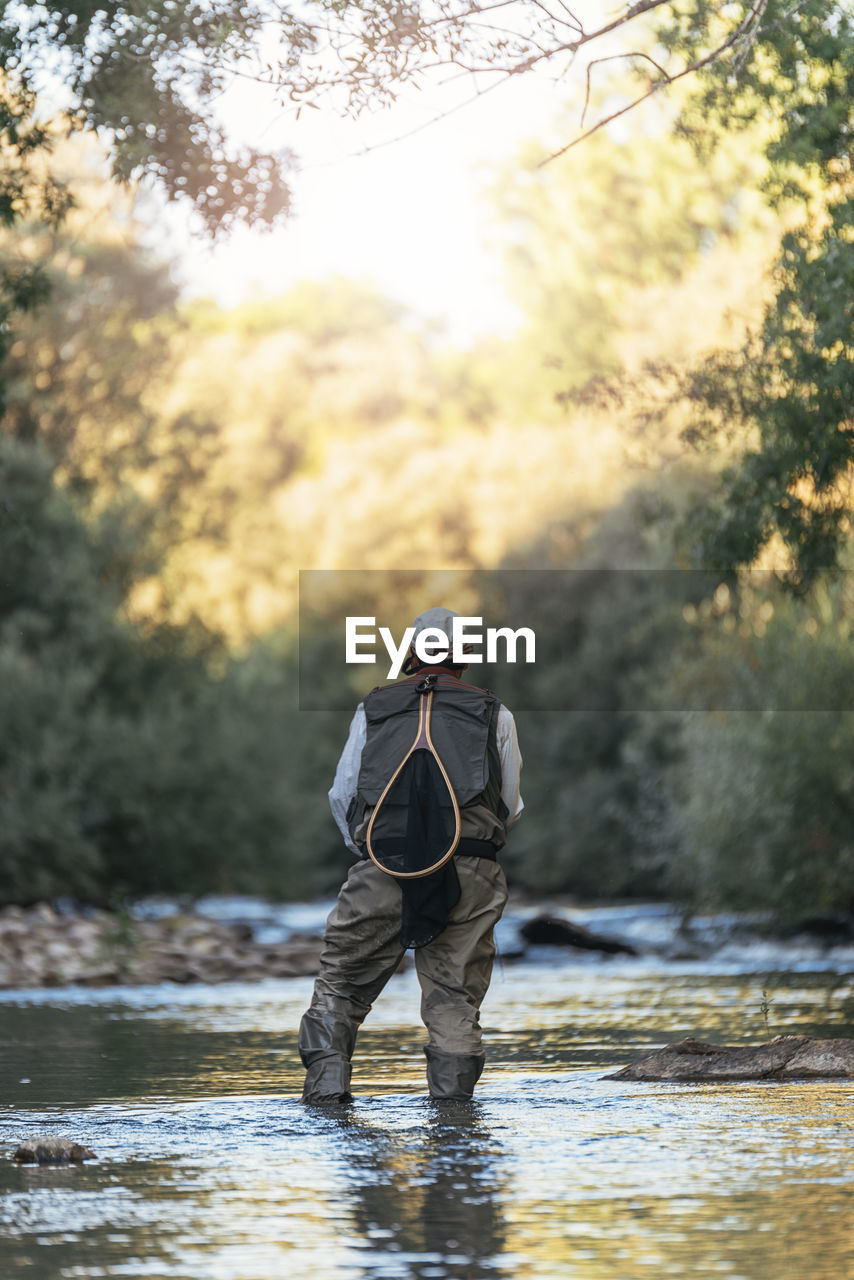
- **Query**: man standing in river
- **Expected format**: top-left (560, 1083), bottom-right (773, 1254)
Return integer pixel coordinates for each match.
top-left (298, 606), bottom-right (523, 1103)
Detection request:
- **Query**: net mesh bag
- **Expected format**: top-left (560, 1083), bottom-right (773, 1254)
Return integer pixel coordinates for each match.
top-left (366, 679), bottom-right (462, 947)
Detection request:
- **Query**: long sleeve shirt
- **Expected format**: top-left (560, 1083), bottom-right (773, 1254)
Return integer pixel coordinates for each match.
top-left (328, 701), bottom-right (524, 857)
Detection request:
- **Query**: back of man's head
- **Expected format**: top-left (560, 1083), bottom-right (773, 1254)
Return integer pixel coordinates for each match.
top-left (405, 606), bottom-right (464, 675)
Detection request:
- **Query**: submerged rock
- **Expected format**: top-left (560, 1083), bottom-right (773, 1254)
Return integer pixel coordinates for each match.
top-left (520, 914), bottom-right (638, 956)
top-left (606, 1035), bottom-right (854, 1081)
top-left (14, 1136), bottom-right (96, 1164)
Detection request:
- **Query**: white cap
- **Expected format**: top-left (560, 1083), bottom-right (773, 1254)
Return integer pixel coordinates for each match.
top-left (411, 606), bottom-right (460, 643)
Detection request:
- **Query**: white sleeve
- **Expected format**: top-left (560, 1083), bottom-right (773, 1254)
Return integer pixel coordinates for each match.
top-left (328, 703), bottom-right (367, 857)
top-left (496, 705), bottom-right (523, 827)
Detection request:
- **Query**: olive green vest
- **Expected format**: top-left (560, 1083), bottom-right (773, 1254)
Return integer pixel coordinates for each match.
top-left (348, 674), bottom-right (509, 851)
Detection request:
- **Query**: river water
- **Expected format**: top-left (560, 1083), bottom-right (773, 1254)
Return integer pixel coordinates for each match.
top-left (1, 901), bottom-right (853, 1279)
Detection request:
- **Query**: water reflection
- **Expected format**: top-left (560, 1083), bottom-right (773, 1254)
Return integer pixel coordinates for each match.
top-left (330, 1103), bottom-right (509, 1279)
top-left (505, 1176), bottom-right (854, 1280)
top-left (2, 951), bottom-right (854, 1279)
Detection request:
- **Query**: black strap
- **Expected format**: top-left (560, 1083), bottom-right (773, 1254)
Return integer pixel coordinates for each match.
top-left (455, 838), bottom-right (498, 860)
top-left (359, 838), bottom-right (497, 863)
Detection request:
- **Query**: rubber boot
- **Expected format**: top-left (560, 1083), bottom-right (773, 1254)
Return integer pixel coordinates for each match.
top-left (299, 1007), bottom-right (357, 1104)
top-left (301, 1055), bottom-right (353, 1105)
top-left (424, 1047), bottom-right (485, 1100)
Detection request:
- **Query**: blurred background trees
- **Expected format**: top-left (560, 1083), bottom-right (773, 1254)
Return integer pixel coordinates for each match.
top-left (2, 2), bottom-right (853, 921)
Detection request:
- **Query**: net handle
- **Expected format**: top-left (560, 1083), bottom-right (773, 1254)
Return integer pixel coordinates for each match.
top-left (365, 685), bottom-right (462, 879)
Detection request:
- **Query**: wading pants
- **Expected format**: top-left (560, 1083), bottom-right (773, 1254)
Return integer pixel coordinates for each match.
top-left (298, 856), bottom-right (508, 1102)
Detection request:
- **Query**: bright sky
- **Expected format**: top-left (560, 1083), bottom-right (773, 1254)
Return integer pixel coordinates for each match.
top-left (169, 61), bottom-right (569, 342)
top-left (16, 0), bottom-right (634, 342)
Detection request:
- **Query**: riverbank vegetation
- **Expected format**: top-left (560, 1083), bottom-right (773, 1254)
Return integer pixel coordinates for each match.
top-left (2, 3), bottom-right (853, 923)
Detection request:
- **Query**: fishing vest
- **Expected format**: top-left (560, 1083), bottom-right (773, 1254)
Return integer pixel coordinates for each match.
top-left (347, 674), bottom-right (509, 853)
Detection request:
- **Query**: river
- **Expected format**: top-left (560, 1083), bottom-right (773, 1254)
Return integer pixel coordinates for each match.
top-left (1, 900), bottom-right (853, 1279)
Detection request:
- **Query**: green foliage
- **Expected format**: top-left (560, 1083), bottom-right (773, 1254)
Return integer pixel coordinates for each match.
top-left (0, 141), bottom-right (246, 612)
top-left (654, 574), bottom-right (854, 917)
top-left (0, 70), bottom-right (69, 403)
top-left (0, 434), bottom-right (134, 900)
top-left (668, 703), bottom-right (854, 918)
top-left (2, 168), bottom-right (178, 493)
top-left (684, 202), bottom-right (854, 579)
top-left (3, 2), bottom-right (293, 236)
top-left (186, 279), bottom-right (410, 345)
top-left (487, 487), bottom-right (719, 900)
top-left (661, 1), bottom-right (854, 578)
top-left (460, 470), bottom-right (854, 921)
top-left (498, 554), bottom-right (854, 919)
top-left (0, 188), bottom-right (353, 903)
top-left (494, 110), bottom-right (762, 395)
top-left (0, 434), bottom-right (343, 905)
top-left (4, 0), bottom-right (854, 924)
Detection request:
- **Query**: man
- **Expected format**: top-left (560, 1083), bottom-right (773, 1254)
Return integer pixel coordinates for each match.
top-left (298, 606), bottom-right (523, 1103)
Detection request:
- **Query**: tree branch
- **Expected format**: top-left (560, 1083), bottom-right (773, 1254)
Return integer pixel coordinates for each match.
top-left (539, 0), bottom-right (772, 166)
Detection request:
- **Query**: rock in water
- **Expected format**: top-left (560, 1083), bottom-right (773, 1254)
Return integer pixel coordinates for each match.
top-left (605, 1035), bottom-right (854, 1081)
top-left (13, 1136), bottom-right (96, 1163)
top-left (519, 914), bottom-right (638, 956)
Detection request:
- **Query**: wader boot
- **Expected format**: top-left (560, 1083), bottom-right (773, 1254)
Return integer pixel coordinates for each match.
top-left (298, 1006), bottom-right (357, 1104)
top-left (297, 858), bottom-right (508, 1103)
top-left (424, 1047), bottom-right (485, 1100)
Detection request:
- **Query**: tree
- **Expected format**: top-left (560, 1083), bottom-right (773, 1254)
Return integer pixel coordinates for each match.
top-left (0, 432), bottom-right (345, 904)
top-left (0, 2), bottom-right (803, 237)
top-left (2, 3), bottom-right (293, 236)
top-left (493, 99), bottom-right (770, 398)
top-left (2, 142), bottom-right (178, 488)
top-left (4, 0), bottom-right (853, 575)
top-left (0, 69), bottom-right (71, 389)
top-left (657, 575), bottom-right (854, 918)
top-left (1, 0), bottom-right (294, 409)
top-left (665, 3), bottom-right (854, 579)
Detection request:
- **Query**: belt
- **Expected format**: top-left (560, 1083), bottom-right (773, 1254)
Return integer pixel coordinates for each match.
top-left (359, 839), bottom-right (498, 863)
top-left (455, 839), bottom-right (498, 861)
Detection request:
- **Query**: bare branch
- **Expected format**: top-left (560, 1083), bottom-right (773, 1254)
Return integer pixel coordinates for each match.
top-left (526, 0), bottom-right (588, 35)
top-left (305, 72), bottom-right (511, 165)
top-left (539, 0), bottom-right (773, 166)
top-left (580, 51), bottom-right (670, 127)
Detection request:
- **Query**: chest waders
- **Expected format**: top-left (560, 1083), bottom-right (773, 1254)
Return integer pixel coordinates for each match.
top-left (298, 670), bottom-right (512, 1103)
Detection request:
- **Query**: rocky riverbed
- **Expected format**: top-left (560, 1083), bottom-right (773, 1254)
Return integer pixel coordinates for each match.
top-left (0, 901), bottom-right (661, 988)
top-left (0, 903), bottom-right (324, 988)
top-left (4, 895), bottom-right (854, 990)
